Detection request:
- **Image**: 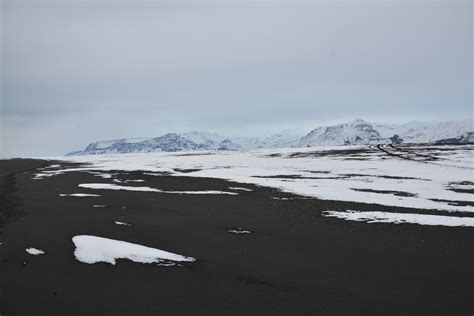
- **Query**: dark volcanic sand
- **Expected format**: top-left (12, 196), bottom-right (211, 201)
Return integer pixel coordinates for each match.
top-left (0, 159), bottom-right (472, 315)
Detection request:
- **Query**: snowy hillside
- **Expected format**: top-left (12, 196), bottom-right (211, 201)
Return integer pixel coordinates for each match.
top-left (68, 119), bottom-right (473, 155)
top-left (230, 128), bottom-right (308, 149)
top-left (400, 120), bottom-right (473, 143)
top-left (71, 132), bottom-right (240, 155)
top-left (299, 119), bottom-right (473, 147)
top-left (299, 119), bottom-right (382, 146)
top-left (182, 131), bottom-right (241, 150)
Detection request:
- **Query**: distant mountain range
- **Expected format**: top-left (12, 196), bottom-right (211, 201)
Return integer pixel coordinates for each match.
top-left (67, 119), bottom-right (473, 155)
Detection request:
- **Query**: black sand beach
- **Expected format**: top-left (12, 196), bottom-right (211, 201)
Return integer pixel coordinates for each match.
top-left (0, 159), bottom-right (473, 315)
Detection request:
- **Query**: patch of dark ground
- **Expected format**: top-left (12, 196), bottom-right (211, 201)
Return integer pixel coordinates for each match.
top-left (288, 148), bottom-right (373, 159)
top-left (430, 199), bottom-right (474, 207)
top-left (350, 188), bottom-right (418, 197)
top-left (252, 175), bottom-right (345, 180)
top-left (376, 145), bottom-right (437, 162)
top-left (173, 152), bottom-right (216, 157)
top-left (404, 144), bottom-right (474, 151)
top-left (449, 181), bottom-right (474, 186)
top-left (254, 173), bottom-right (430, 182)
top-left (0, 159), bottom-right (473, 315)
top-left (0, 174), bottom-right (23, 227)
top-left (303, 170), bottom-right (331, 174)
top-left (342, 173), bottom-right (430, 181)
top-left (0, 159), bottom-right (62, 227)
top-left (173, 168), bottom-right (202, 173)
top-left (447, 187), bottom-right (474, 194)
top-left (388, 144), bottom-right (440, 160)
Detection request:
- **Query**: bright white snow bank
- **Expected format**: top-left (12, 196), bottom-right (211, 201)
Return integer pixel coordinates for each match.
top-left (78, 183), bottom-right (237, 195)
top-left (72, 235), bottom-right (196, 265)
top-left (60, 193), bottom-right (100, 197)
top-left (114, 221), bottom-right (132, 226)
top-left (228, 228), bottom-right (251, 234)
top-left (323, 210), bottom-right (474, 227)
top-left (25, 247), bottom-right (45, 255)
top-left (228, 187), bottom-right (253, 192)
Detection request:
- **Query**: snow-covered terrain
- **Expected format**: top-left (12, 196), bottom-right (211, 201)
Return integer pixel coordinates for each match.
top-left (68, 119), bottom-right (472, 156)
top-left (38, 144), bottom-right (474, 227)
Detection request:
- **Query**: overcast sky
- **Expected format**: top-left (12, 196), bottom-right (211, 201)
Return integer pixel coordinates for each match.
top-left (1, 0), bottom-right (472, 157)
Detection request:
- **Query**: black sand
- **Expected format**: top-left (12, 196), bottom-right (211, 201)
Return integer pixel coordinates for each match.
top-left (0, 159), bottom-right (472, 315)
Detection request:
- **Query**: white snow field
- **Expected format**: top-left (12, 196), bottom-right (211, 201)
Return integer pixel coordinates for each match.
top-left (37, 145), bottom-right (473, 227)
top-left (72, 235), bottom-right (196, 266)
top-left (25, 247), bottom-right (45, 255)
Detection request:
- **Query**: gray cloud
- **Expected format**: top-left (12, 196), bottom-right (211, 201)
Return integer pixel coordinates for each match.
top-left (1, 0), bottom-right (472, 157)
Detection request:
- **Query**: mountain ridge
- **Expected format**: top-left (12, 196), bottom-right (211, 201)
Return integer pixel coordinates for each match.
top-left (68, 119), bottom-right (473, 155)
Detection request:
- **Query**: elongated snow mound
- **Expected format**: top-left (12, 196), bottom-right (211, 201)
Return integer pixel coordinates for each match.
top-left (60, 193), bottom-right (100, 197)
top-left (72, 235), bottom-right (196, 265)
top-left (78, 183), bottom-right (237, 195)
top-left (25, 247), bottom-right (45, 255)
top-left (323, 210), bottom-right (474, 227)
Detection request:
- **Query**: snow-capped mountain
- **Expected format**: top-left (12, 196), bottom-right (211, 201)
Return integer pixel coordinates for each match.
top-left (71, 132), bottom-right (240, 155)
top-left (435, 132), bottom-right (474, 144)
top-left (230, 128), bottom-right (308, 149)
top-left (182, 131), bottom-right (241, 150)
top-left (372, 121), bottom-right (426, 139)
top-left (399, 120), bottom-right (472, 143)
top-left (299, 119), bottom-right (473, 147)
top-left (299, 119), bottom-right (382, 147)
top-left (68, 119), bottom-right (473, 155)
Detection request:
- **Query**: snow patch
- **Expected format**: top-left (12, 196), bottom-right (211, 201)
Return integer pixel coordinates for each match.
top-left (228, 228), bottom-right (251, 234)
top-left (78, 183), bottom-right (237, 195)
top-left (228, 187), bottom-right (253, 192)
top-left (114, 221), bottom-right (132, 226)
top-left (323, 210), bottom-right (474, 227)
top-left (25, 247), bottom-right (45, 255)
top-left (72, 235), bottom-right (195, 265)
top-left (60, 193), bottom-right (100, 197)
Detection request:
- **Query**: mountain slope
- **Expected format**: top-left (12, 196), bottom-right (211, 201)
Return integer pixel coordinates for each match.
top-left (72, 132), bottom-right (240, 155)
top-left (230, 128), bottom-right (308, 149)
top-left (299, 119), bottom-right (382, 147)
top-left (68, 119), bottom-right (473, 155)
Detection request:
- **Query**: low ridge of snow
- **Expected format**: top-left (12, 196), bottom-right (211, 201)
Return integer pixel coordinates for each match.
top-left (228, 228), bottom-right (251, 234)
top-left (228, 187), bottom-right (253, 192)
top-left (72, 235), bottom-right (195, 265)
top-left (78, 183), bottom-right (237, 195)
top-left (59, 193), bottom-right (100, 197)
top-left (114, 221), bottom-right (132, 226)
top-left (25, 247), bottom-right (45, 255)
top-left (323, 210), bottom-right (474, 227)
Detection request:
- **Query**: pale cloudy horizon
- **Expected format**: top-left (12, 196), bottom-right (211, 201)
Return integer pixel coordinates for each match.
top-left (1, 0), bottom-right (472, 157)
